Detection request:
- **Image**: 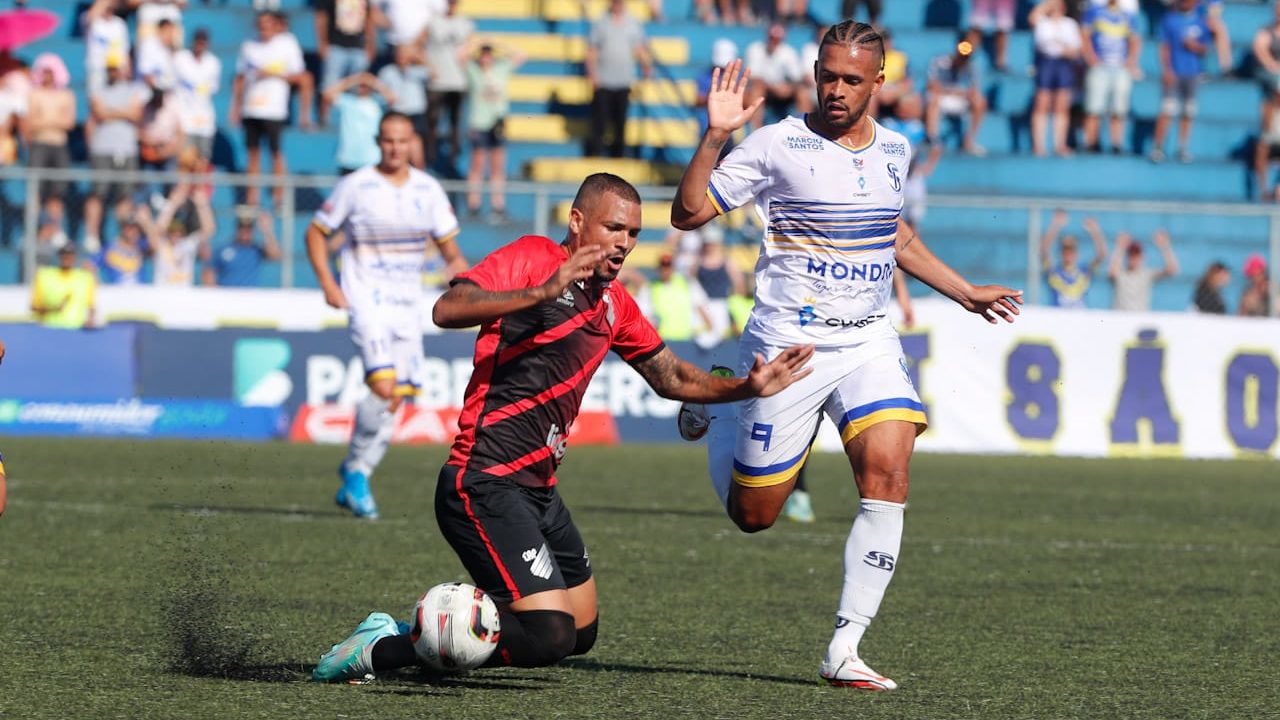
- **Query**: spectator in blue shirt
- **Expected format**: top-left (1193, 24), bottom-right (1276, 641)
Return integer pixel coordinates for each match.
top-left (377, 45), bottom-right (430, 168)
top-left (1151, 0), bottom-right (1211, 163)
top-left (323, 72), bottom-right (396, 174)
top-left (1081, 0), bottom-right (1141, 154)
top-left (204, 212), bottom-right (281, 287)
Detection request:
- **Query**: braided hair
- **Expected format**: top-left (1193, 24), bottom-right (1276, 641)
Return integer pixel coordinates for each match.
top-left (819, 20), bottom-right (886, 71)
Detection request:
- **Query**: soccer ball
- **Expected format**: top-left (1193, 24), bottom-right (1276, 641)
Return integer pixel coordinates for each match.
top-left (410, 582), bottom-right (501, 671)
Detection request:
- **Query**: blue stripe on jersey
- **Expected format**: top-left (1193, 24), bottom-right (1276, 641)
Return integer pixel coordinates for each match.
top-left (767, 224), bottom-right (899, 241)
top-left (770, 203), bottom-right (901, 215)
top-left (708, 182), bottom-right (733, 213)
top-left (768, 237), bottom-right (897, 252)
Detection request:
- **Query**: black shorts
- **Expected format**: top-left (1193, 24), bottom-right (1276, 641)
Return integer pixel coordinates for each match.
top-left (243, 118), bottom-right (285, 154)
top-left (436, 464), bottom-right (591, 605)
top-left (468, 120), bottom-right (506, 150)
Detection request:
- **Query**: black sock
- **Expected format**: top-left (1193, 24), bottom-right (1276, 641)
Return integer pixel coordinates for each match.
top-left (571, 618), bottom-right (598, 656)
top-left (483, 609), bottom-right (576, 668)
top-left (370, 634), bottom-right (419, 671)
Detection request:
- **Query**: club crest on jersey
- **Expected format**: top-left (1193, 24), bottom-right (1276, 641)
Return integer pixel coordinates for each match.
top-left (887, 163), bottom-right (902, 192)
top-left (852, 157), bottom-right (864, 170)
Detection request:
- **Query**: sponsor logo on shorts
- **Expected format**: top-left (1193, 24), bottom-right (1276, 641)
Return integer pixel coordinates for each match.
top-left (882, 141), bottom-right (907, 157)
top-left (863, 550), bottom-right (896, 571)
top-left (785, 135), bottom-right (824, 151)
top-left (523, 544), bottom-right (554, 580)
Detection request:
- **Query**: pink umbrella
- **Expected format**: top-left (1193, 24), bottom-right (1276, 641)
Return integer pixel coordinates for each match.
top-left (0, 9), bottom-right (59, 52)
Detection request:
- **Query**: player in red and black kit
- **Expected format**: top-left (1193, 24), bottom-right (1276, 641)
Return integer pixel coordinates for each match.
top-left (312, 173), bottom-right (813, 681)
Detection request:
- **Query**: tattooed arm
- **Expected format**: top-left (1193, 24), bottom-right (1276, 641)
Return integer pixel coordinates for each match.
top-left (631, 345), bottom-right (814, 403)
top-left (432, 245), bottom-right (604, 328)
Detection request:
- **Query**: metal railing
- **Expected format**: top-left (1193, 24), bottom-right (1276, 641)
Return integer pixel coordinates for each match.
top-left (5, 166), bottom-right (1278, 316)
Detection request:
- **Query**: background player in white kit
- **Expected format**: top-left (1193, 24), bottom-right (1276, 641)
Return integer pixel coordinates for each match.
top-left (671, 21), bottom-right (1023, 690)
top-left (306, 111), bottom-right (468, 519)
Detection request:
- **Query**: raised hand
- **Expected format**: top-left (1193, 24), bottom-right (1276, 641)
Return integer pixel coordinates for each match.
top-left (706, 59), bottom-right (764, 135)
top-left (541, 245), bottom-right (605, 300)
top-left (961, 286), bottom-right (1023, 325)
top-left (746, 344), bottom-right (815, 398)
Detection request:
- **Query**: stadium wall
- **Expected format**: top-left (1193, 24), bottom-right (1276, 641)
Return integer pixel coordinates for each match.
top-left (0, 288), bottom-right (1276, 459)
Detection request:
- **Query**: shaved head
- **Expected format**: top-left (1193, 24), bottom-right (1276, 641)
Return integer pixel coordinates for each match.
top-left (572, 173), bottom-right (642, 215)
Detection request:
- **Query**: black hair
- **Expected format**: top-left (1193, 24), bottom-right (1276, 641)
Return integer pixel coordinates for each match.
top-left (572, 173), bottom-right (641, 211)
top-left (820, 20), bottom-right (886, 71)
top-left (378, 111), bottom-right (414, 136)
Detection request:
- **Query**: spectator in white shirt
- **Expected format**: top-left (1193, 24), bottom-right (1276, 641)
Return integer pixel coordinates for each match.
top-left (128, 0), bottom-right (185, 43)
top-left (377, 0), bottom-right (440, 55)
top-left (81, 0), bottom-right (130, 94)
top-left (147, 182), bottom-right (214, 287)
top-left (424, 0), bottom-right (474, 168)
top-left (230, 11), bottom-right (314, 208)
top-left (173, 28), bottom-right (221, 161)
top-left (1029, 0), bottom-right (1082, 157)
top-left (136, 18), bottom-right (180, 93)
top-left (745, 22), bottom-right (804, 128)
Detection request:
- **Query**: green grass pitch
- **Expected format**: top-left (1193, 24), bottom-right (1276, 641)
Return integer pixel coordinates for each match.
top-left (1, 439), bottom-right (1277, 719)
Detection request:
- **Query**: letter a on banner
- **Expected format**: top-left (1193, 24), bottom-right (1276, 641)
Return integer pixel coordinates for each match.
top-left (1109, 329), bottom-right (1181, 456)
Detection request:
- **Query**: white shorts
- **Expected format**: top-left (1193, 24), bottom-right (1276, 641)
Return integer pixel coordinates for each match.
top-left (730, 333), bottom-right (927, 488)
top-left (349, 305), bottom-right (425, 397)
top-left (1084, 65), bottom-right (1133, 117)
top-left (937, 92), bottom-right (971, 117)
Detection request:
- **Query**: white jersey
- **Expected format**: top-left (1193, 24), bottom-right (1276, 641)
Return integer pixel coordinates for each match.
top-left (706, 115), bottom-right (911, 348)
top-left (236, 33), bottom-right (305, 121)
top-left (173, 49), bottom-right (221, 138)
top-left (313, 165), bottom-right (459, 313)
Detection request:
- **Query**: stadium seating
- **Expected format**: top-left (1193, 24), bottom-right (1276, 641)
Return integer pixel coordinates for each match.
top-left (2, 0), bottom-right (1271, 311)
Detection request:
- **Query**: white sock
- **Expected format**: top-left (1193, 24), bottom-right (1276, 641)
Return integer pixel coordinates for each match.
top-left (825, 499), bottom-right (905, 663)
top-left (706, 401), bottom-right (738, 511)
top-left (344, 393), bottom-right (395, 478)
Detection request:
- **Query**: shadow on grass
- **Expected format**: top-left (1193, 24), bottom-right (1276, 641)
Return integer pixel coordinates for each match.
top-left (560, 657), bottom-right (815, 687)
top-left (173, 661), bottom-right (315, 682)
top-left (574, 504), bottom-right (725, 520)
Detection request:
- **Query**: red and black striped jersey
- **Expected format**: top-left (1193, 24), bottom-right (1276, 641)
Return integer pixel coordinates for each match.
top-left (447, 235), bottom-right (665, 487)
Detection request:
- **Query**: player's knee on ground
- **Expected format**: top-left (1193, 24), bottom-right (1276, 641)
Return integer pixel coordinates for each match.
top-left (571, 618), bottom-right (598, 656)
top-left (494, 609), bottom-right (577, 667)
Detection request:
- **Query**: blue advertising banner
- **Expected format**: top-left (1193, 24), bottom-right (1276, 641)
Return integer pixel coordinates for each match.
top-left (0, 324), bottom-right (137, 400)
top-left (135, 328), bottom-right (732, 442)
top-left (0, 398), bottom-right (287, 440)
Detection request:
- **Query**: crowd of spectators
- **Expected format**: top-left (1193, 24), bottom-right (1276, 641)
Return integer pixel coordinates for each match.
top-left (0, 0), bottom-right (1274, 323)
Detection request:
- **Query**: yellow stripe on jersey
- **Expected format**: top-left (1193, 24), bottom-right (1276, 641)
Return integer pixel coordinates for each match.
top-left (706, 187), bottom-right (728, 215)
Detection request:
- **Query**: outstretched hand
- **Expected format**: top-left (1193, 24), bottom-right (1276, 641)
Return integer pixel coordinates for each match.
top-left (746, 345), bottom-right (815, 398)
top-left (962, 286), bottom-right (1023, 324)
top-left (706, 59), bottom-right (764, 135)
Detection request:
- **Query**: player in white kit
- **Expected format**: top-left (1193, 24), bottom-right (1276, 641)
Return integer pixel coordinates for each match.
top-left (671, 21), bottom-right (1023, 690)
top-left (306, 111), bottom-right (468, 519)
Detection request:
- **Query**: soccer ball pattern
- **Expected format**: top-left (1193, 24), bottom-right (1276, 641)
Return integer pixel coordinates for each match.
top-left (410, 582), bottom-right (502, 671)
